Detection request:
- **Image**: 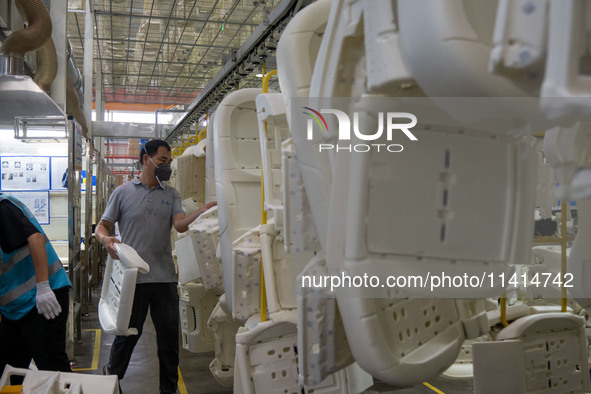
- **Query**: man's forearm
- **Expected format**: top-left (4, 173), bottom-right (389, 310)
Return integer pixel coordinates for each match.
top-left (95, 222), bottom-right (112, 246)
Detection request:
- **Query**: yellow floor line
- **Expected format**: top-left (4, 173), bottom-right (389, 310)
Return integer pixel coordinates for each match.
top-left (72, 329), bottom-right (101, 371)
top-left (178, 367), bottom-right (188, 394)
top-left (423, 382), bottom-right (445, 394)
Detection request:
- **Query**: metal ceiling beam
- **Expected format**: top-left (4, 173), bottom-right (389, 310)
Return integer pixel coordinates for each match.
top-left (164, 0), bottom-right (315, 142)
top-left (159, 0), bottom-right (257, 103)
top-left (94, 10), bottom-right (259, 27)
top-left (92, 120), bottom-right (158, 138)
top-left (93, 57), bottom-right (222, 67)
top-left (69, 36), bottom-right (231, 50)
top-left (101, 91), bottom-right (198, 97)
top-left (102, 86), bottom-right (202, 92)
top-left (99, 72), bottom-right (213, 80)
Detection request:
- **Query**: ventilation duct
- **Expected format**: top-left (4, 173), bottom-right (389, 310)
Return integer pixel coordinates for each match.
top-left (0, 0), bottom-right (87, 136)
top-left (0, 0), bottom-right (65, 126)
top-left (66, 77), bottom-right (88, 136)
top-left (66, 39), bottom-right (84, 107)
top-left (34, 37), bottom-right (57, 92)
top-left (0, 0), bottom-right (51, 66)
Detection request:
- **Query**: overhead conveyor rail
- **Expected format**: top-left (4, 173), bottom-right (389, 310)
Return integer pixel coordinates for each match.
top-left (164, 0), bottom-right (314, 143)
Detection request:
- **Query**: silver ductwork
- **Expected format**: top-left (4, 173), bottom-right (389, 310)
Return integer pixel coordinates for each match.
top-left (0, 0), bottom-right (87, 135)
top-left (0, 53), bottom-right (24, 75)
top-left (66, 39), bottom-right (84, 107)
top-left (0, 0), bottom-right (65, 125)
top-left (0, 75), bottom-right (66, 125)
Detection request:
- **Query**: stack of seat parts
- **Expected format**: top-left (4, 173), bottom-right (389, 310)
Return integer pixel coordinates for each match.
top-left (214, 88), bottom-right (265, 319)
top-left (285, 0), bottom-right (541, 386)
top-left (207, 295), bottom-right (243, 387)
top-left (472, 313), bottom-right (590, 393)
top-left (177, 282), bottom-right (217, 353)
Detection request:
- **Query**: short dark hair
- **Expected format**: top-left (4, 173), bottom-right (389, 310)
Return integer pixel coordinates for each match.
top-left (139, 139), bottom-right (171, 163)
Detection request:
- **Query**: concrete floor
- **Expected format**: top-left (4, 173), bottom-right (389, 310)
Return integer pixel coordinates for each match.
top-left (70, 287), bottom-right (474, 394)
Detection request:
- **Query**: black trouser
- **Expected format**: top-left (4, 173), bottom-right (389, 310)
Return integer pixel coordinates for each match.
top-left (107, 283), bottom-right (179, 394)
top-left (0, 286), bottom-right (71, 378)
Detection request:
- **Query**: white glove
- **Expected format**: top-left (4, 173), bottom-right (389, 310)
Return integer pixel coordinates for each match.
top-left (36, 281), bottom-right (62, 319)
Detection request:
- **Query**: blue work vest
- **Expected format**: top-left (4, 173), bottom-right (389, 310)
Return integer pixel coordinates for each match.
top-left (0, 195), bottom-right (71, 320)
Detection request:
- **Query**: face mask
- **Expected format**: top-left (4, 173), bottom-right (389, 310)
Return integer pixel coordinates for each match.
top-left (148, 156), bottom-right (172, 185)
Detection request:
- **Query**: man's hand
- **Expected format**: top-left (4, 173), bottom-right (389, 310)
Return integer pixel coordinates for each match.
top-left (36, 281), bottom-right (61, 319)
top-left (95, 220), bottom-right (121, 259)
top-left (173, 201), bottom-right (218, 233)
top-left (200, 201), bottom-right (217, 214)
top-left (102, 236), bottom-right (122, 260)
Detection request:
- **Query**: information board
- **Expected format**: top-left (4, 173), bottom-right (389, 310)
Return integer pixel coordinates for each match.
top-left (2, 191), bottom-right (50, 225)
top-left (0, 156), bottom-right (50, 190)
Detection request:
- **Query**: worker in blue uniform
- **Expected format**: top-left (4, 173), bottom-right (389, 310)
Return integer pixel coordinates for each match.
top-left (0, 193), bottom-right (72, 378)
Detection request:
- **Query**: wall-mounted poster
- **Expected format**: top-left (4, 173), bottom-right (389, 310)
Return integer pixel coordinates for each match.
top-left (2, 191), bottom-right (50, 225)
top-left (51, 156), bottom-right (69, 190)
top-left (0, 156), bottom-right (50, 190)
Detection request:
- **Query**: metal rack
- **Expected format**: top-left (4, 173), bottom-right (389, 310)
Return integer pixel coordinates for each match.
top-left (66, 117), bottom-right (83, 359)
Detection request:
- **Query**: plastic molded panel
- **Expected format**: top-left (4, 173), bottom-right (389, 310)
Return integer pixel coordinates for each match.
top-left (364, 131), bottom-right (515, 258)
top-left (541, 1), bottom-right (591, 115)
top-left (175, 233), bottom-right (202, 285)
top-left (568, 200), bottom-right (591, 310)
top-left (175, 144), bottom-right (206, 204)
top-left (326, 150), bottom-right (491, 386)
top-left (256, 93), bottom-right (290, 216)
top-left (440, 336), bottom-right (489, 381)
top-left (297, 253), bottom-right (355, 386)
top-left (232, 226), bottom-right (262, 321)
top-left (178, 282), bottom-right (217, 353)
top-left (260, 223), bottom-right (312, 322)
top-left (99, 243), bottom-right (149, 336)
top-left (314, 138), bottom-right (491, 386)
top-left (0, 366), bottom-right (119, 394)
top-left (277, 0), bottom-right (332, 248)
top-left (311, 0), bottom-right (420, 99)
top-left (344, 129), bottom-right (537, 298)
top-left (187, 206), bottom-right (223, 292)
top-left (489, 0), bottom-right (548, 74)
top-left (235, 320), bottom-right (373, 394)
top-left (472, 313), bottom-right (591, 394)
top-left (205, 112), bottom-right (217, 202)
top-left (207, 295), bottom-right (243, 387)
top-left (277, 0), bottom-right (331, 125)
top-left (338, 297), bottom-right (471, 386)
top-left (214, 88), bottom-right (264, 315)
top-left (398, 0), bottom-right (537, 97)
top-left (534, 143), bottom-right (557, 219)
top-left (282, 139), bottom-right (321, 253)
top-left (531, 245), bottom-right (569, 274)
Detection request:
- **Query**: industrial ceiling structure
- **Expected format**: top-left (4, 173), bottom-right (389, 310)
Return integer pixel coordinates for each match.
top-left (66, 0), bottom-right (281, 107)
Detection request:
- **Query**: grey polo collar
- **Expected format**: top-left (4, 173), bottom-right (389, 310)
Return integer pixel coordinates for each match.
top-left (132, 176), bottom-right (165, 190)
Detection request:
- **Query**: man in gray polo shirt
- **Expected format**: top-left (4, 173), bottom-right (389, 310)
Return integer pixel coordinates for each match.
top-left (95, 139), bottom-right (215, 393)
